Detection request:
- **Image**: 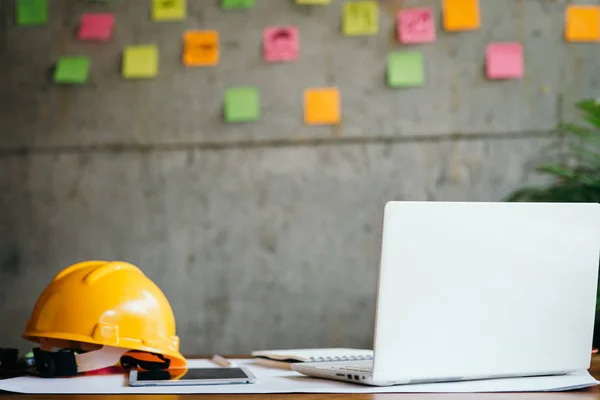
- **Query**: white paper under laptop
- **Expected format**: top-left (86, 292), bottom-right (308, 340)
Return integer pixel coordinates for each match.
top-left (293, 201), bottom-right (600, 386)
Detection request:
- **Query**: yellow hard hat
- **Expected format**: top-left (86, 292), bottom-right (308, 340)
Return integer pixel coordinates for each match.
top-left (23, 260), bottom-right (186, 374)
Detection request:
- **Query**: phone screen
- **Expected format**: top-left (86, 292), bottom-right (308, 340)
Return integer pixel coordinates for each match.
top-left (136, 367), bottom-right (250, 381)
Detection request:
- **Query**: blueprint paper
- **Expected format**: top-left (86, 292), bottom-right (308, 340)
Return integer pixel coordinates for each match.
top-left (0, 359), bottom-right (597, 394)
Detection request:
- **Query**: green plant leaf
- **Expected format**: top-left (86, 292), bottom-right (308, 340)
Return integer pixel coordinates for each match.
top-left (506, 97), bottom-right (600, 204)
top-left (503, 183), bottom-right (600, 202)
top-left (575, 98), bottom-right (600, 113)
top-left (575, 100), bottom-right (600, 130)
top-left (536, 164), bottom-right (577, 179)
top-left (580, 175), bottom-right (600, 186)
top-left (560, 122), bottom-right (593, 138)
top-left (583, 116), bottom-right (600, 130)
top-left (569, 145), bottom-right (600, 168)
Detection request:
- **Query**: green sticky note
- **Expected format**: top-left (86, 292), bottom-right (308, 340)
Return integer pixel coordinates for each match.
top-left (343, 1), bottom-right (378, 36)
top-left (221, 0), bottom-right (255, 10)
top-left (16, 0), bottom-right (48, 26)
top-left (224, 86), bottom-right (260, 123)
top-left (387, 52), bottom-right (424, 87)
top-left (123, 45), bottom-right (159, 79)
top-left (54, 57), bottom-right (90, 84)
top-left (152, 0), bottom-right (186, 21)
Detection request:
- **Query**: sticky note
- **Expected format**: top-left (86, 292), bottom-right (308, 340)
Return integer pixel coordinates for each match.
top-left (387, 52), bottom-right (424, 88)
top-left (221, 0), bottom-right (255, 10)
top-left (16, 0), bottom-right (48, 26)
top-left (296, 0), bottom-right (331, 4)
top-left (152, 0), bottom-right (186, 21)
top-left (443, 0), bottom-right (479, 32)
top-left (565, 5), bottom-right (600, 42)
top-left (123, 45), bottom-right (159, 79)
top-left (264, 26), bottom-right (299, 63)
top-left (224, 86), bottom-right (260, 123)
top-left (77, 13), bottom-right (115, 41)
top-left (184, 31), bottom-right (219, 66)
top-left (397, 8), bottom-right (435, 44)
top-left (343, 1), bottom-right (378, 36)
top-left (486, 42), bottom-right (523, 80)
top-left (304, 88), bottom-right (340, 125)
top-left (54, 57), bottom-right (90, 84)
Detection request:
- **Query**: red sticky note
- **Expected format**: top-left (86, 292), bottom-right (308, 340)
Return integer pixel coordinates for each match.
top-left (77, 13), bottom-right (115, 41)
top-left (397, 8), bottom-right (435, 44)
top-left (486, 42), bottom-right (523, 80)
top-left (263, 26), bottom-right (299, 62)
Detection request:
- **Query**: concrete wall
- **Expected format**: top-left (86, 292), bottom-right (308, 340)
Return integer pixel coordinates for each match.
top-left (0, 0), bottom-right (596, 355)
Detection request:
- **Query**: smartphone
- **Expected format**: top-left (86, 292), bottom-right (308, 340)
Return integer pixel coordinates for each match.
top-left (128, 366), bottom-right (257, 387)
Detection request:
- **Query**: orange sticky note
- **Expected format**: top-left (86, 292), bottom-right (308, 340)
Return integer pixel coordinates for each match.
top-left (565, 5), bottom-right (600, 42)
top-left (183, 30), bottom-right (219, 66)
top-left (304, 88), bottom-right (340, 125)
top-left (443, 0), bottom-right (479, 32)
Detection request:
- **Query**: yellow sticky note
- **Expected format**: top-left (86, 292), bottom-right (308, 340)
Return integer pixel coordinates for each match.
top-left (152, 0), bottom-right (186, 21)
top-left (443, 0), bottom-right (480, 32)
top-left (304, 88), bottom-right (340, 125)
top-left (343, 1), bottom-right (378, 36)
top-left (123, 45), bottom-right (158, 79)
top-left (565, 5), bottom-right (600, 42)
top-left (296, 0), bottom-right (331, 4)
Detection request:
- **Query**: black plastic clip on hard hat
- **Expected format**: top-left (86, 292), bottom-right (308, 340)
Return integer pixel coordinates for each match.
top-left (120, 350), bottom-right (171, 371)
top-left (32, 347), bottom-right (78, 378)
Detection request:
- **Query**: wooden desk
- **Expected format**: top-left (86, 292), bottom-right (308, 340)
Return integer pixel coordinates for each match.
top-left (2, 355), bottom-right (600, 399)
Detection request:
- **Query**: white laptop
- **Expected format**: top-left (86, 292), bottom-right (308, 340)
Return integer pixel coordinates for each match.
top-left (292, 201), bottom-right (600, 386)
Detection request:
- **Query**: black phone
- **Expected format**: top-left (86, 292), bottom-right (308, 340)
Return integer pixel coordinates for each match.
top-left (128, 366), bottom-right (257, 387)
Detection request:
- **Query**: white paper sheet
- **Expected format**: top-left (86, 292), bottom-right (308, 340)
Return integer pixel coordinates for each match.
top-left (0, 359), bottom-right (597, 394)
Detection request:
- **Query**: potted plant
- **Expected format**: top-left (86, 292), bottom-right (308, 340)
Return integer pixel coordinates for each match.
top-left (505, 98), bottom-right (600, 347)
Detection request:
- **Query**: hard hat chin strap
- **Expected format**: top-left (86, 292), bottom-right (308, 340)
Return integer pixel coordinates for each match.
top-left (33, 345), bottom-right (128, 378)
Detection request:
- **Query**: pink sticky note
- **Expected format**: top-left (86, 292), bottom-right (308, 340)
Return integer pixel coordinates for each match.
top-left (486, 42), bottom-right (524, 79)
top-left (397, 8), bottom-right (435, 44)
top-left (77, 13), bottom-right (115, 41)
top-left (263, 26), bottom-right (299, 62)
